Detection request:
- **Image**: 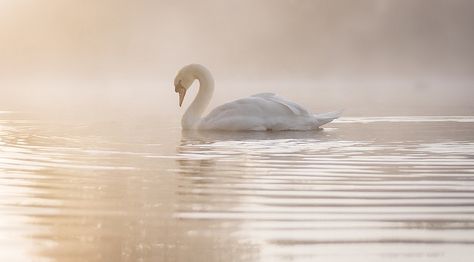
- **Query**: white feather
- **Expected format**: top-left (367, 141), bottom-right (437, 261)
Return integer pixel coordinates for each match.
top-left (174, 64), bottom-right (341, 131)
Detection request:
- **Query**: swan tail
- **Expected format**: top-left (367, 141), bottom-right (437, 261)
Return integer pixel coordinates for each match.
top-left (313, 110), bottom-right (344, 127)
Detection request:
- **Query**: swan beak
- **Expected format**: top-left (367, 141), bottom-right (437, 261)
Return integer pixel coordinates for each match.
top-left (176, 85), bottom-right (187, 107)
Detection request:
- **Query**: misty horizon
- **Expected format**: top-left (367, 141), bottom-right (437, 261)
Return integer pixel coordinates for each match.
top-left (1, 0), bottom-right (473, 116)
top-left (1, 2), bottom-right (474, 261)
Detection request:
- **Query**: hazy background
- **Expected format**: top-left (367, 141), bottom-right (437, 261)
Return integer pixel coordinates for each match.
top-left (1, 0), bottom-right (474, 119)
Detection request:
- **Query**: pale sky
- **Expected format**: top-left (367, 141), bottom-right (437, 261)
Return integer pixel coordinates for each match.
top-left (1, 0), bottom-right (473, 115)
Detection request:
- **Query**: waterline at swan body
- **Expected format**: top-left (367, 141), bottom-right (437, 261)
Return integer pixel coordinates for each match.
top-left (174, 64), bottom-right (341, 131)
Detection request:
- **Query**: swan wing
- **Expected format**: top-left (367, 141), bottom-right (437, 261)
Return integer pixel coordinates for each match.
top-left (251, 93), bottom-right (309, 115)
top-left (199, 94), bottom-right (318, 130)
top-left (251, 92), bottom-right (275, 98)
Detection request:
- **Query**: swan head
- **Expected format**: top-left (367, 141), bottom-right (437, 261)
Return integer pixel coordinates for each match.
top-left (174, 65), bottom-right (197, 107)
top-left (174, 64), bottom-right (214, 107)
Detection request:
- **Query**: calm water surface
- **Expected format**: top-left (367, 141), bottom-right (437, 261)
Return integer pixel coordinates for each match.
top-left (1, 112), bottom-right (474, 261)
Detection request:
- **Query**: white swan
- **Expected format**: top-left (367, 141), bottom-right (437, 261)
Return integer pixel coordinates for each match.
top-left (174, 64), bottom-right (341, 131)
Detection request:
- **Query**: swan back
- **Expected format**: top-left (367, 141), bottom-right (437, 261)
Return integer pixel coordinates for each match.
top-left (199, 93), bottom-right (332, 131)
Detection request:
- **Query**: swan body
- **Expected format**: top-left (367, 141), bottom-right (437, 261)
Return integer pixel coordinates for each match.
top-left (174, 64), bottom-right (341, 131)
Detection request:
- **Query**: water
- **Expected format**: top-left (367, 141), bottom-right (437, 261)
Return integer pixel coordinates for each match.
top-left (1, 112), bottom-right (474, 261)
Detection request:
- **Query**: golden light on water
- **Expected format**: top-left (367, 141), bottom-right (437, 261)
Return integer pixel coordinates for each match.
top-left (1, 1), bottom-right (474, 261)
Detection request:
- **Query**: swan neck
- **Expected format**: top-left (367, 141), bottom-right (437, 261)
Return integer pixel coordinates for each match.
top-left (182, 69), bottom-right (214, 129)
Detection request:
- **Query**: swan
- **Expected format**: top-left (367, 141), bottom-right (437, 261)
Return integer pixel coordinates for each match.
top-left (174, 64), bottom-right (341, 131)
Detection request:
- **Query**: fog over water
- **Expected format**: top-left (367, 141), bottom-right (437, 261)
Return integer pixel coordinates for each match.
top-left (1, 2), bottom-right (474, 261)
top-left (1, 0), bottom-right (474, 117)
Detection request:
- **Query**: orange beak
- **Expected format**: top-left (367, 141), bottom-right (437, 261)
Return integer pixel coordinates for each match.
top-left (175, 82), bottom-right (186, 107)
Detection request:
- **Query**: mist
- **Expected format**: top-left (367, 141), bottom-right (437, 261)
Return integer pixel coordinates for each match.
top-left (2, 2), bottom-right (474, 260)
top-left (1, 0), bottom-right (474, 118)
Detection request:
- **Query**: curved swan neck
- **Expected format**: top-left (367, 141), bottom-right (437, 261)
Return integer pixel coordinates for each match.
top-left (182, 65), bottom-right (215, 129)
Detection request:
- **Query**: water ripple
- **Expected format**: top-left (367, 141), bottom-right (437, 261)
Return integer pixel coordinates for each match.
top-left (0, 114), bottom-right (474, 261)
